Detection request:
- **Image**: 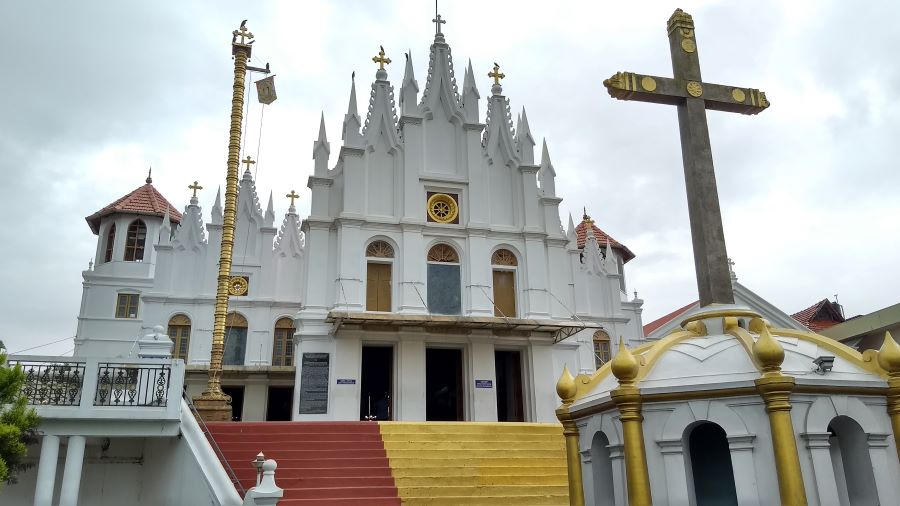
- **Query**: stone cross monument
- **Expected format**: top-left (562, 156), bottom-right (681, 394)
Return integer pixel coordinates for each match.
top-left (603, 8), bottom-right (770, 307)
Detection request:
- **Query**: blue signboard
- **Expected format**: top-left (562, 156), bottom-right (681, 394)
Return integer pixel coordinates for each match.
top-left (475, 379), bottom-right (493, 389)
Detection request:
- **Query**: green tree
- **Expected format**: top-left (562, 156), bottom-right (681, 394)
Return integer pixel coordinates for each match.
top-left (0, 340), bottom-right (39, 488)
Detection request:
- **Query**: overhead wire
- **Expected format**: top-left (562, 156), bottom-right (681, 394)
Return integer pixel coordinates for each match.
top-left (10, 335), bottom-right (75, 354)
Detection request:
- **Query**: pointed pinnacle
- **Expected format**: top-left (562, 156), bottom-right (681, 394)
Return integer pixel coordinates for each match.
top-left (266, 190), bottom-right (274, 213)
top-left (348, 73), bottom-right (358, 114)
top-left (541, 138), bottom-right (552, 165)
top-left (317, 112), bottom-right (327, 142)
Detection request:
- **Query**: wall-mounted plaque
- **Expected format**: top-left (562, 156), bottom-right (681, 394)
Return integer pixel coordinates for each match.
top-left (298, 353), bottom-right (330, 414)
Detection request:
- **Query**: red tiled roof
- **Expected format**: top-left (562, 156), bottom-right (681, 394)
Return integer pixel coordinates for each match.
top-left (791, 299), bottom-right (845, 332)
top-left (85, 183), bottom-right (182, 234)
top-left (643, 300), bottom-right (699, 336)
top-left (574, 219), bottom-right (636, 263)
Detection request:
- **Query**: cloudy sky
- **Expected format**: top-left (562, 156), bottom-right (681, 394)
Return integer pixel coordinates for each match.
top-left (3, 0), bottom-right (898, 355)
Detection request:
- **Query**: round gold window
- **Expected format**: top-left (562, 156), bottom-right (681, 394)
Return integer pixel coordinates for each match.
top-left (426, 193), bottom-right (459, 224)
top-left (228, 276), bottom-right (249, 296)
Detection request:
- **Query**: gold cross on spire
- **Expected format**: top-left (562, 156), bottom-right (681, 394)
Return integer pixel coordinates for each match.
top-left (189, 181), bottom-right (203, 198)
top-left (372, 46), bottom-right (391, 70)
top-left (242, 155), bottom-right (256, 172)
top-left (232, 20), bottom-right (254, 45)
top-left (286, 190), bottom-right (299, 206)
top-left (488, 62), bottom-right (505, 85)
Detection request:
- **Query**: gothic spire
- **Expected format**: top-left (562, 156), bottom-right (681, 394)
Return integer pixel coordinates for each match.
top-left (566, 212), bottom-right (577, 245)
top-left (517, 107), bottom-right (536, 164)
top-left (274, 199), bottom-right (304, 259)
top-left (174, 187), bottom-right (207, 251)
top-left (264, 190), bottom-right (275, 227)
top-left (211, 186), bottom-right (223, 225)
top-left (159, 206), bottom-right (172, 246)
top-left (539, 138), bottom-right (557, 197)
top-left (400, 50), bottom-right (420, 116)
top-left (483, 63), bottom-right (518, 166)
top-left (461, 58), bottom-right (480, 121)
top-left (419, 12), bottom-right (463, 121)
top-left (363, 46), bottom-right (401, 149)
top-left (313, 112), bottom-right (331, 177)
top-left (342, 72), bottom-right (364, 147)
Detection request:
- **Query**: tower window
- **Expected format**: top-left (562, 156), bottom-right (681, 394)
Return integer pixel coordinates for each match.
top-left (115, 293), bottom-right (139, 319)
top-left (491, 249), bottom-right (518, 318)
top-left (104, 224), bottom-right (116, 263)
top-left (593, 331), bottom-right (611, 368)
top-left (124, 219), bottom-right (147, 261)
top-left (167, 314), bottom-right (191, 361)
top-left (272, 318), bottom-right (294, 367)
top-left (366, 241), bottom-right (394, 312)
top-left (427, 244), bottom-right (461, 315)
top-left (223, 312), bottom-right (248, 366)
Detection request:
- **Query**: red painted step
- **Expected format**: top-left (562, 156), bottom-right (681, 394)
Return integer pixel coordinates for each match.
top-left (205, 422), bottom-right (401, 505)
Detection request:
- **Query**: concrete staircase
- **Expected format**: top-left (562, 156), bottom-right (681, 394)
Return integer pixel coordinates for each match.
top-left (206, 421), bottom-right (568, 505)
top-left (380, 422), bottom-right (569, 505)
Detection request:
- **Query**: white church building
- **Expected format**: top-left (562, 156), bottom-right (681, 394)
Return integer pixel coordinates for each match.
top-left (71, 22), bottom-right (645, 423)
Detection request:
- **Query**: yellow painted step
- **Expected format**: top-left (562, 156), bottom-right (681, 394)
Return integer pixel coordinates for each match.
top-left (395, 474), bottom-right (568, 487)
top-left (391, 466), bottom-right (566, 478)
top-left (381, 433), bottom-right (563, 443)
top-left (401, 496), bottom-right (568, 506)
top-left (386, 448), bottom-right (563, 459)
top-left (382, 440), bottom-right (564, 450)
top-left (399, 485), bottom-right (569, 498)
top-left (385, 457), bottom-right (566, 468)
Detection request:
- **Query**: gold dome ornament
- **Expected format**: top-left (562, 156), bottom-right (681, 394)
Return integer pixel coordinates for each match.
top-left (611, 338), bottom-right (640, 386)
top-left (426, 193), bottom-right (459, 223)
top-left (556, 365), bottom-right (577, 405)
top-left (228, 276), bottom-right (249, 296)
top-left (877, 331), bottom-right (900, 375)
top-left (752, 320), bottom-right (785, 375)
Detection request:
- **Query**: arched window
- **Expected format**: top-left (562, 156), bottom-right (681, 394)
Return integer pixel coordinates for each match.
top-left (686, 422), bottom-right (738, 506)
top-left (272, 318), bottom-right (294, 367)
top-left (223, 312), bottom-right (248, 366)
top-left (167, 314), bottom-right (191, 361)
top-left (593, 331), bottom-right (611, 368)
top-left (366, 241), bottom-right (394, 312)
top-left (104, 224), bottom-right (116, 263)
top-left (591, 431), bottom-right (615, 506)
top-left (491, 249), bottom-right (517, 317)
top-left (124, 219), bottom-right (147, 261)
top-left (828, 416), bottom-right (878, 505)
top-left (427, 244), bottom-right (461, 315)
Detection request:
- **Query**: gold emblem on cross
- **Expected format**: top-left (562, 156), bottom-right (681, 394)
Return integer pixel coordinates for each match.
top-left (188, 181), bottom-right (203, 198)
top-left (372, 46), bottom-right (391, 70)
top-left (242, 155), bottom-right (256, 172)
top-left (286, 190), bottom-right (299, 206)
top-left (488, 62), bottom-right (505, 85)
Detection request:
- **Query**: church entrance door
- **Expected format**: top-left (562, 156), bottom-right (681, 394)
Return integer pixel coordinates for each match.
top-left (266, 386), bottom-right (293, 421)
top-left (360, 346), bottom-right (393, 420)
top-left (495, 350), bottom-right (525, 422)
top-left (426, 348), bottom-right (464, 421)
top-left (222, 386), bottom-right (244, 421)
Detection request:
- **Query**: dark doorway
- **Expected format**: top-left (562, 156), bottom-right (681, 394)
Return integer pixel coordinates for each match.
top-left (222, 386), bottom-right (245, 421)
top-left (495, 350), bottom-right (524, 422)
top-left (360, 346), bottom-right (393, 420)
top-left (266, 386), bottom-right (293, 421)
top-left (687, 422), bottom-right (738, 506)
top-left (426, 348), bottom-right (464, 421)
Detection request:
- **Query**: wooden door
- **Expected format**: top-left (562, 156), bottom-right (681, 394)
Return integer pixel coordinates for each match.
top-left (492, 270), bottom-right (516, 317)
top-left (366, 263), bottom-right (392, 311)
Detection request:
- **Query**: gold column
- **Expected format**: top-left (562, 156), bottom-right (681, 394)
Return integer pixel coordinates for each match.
top-left (877, 331), bottom-right (900, 463)
top-left (609, 341), bottom-right (652, 506)
top-left (555, 366), bottom-right (585, 506)
top-left (193, 21), bottom-right (254, 422)
top-left (752, 321), bottom-right (807, 506)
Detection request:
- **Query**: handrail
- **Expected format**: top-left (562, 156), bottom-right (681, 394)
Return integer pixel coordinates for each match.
top-left (183, 391), bottom-right (247, 496)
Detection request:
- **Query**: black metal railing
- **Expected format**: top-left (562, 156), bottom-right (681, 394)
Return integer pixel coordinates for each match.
top-left (94, 363), bottom-right (171, 407)
top-left (184, 392), bottom-right (247, 496)
top-left (11, 360), bottom-right (85, 406)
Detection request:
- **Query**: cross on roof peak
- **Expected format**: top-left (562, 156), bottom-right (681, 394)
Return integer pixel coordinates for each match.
top-left (286, 190), bottom-right (299, 207)
top-left (189, 181), bottom-right (203, 198)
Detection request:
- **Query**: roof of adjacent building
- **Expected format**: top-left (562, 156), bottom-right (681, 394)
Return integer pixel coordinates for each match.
top-left (85, 180), bottom-right (182, 234)
top-left (643, 300), bottom-right (699, 336)
top-left (791, 299), bottom-right (845, 332)
top-left (574, 219), bottom-right (635, 263)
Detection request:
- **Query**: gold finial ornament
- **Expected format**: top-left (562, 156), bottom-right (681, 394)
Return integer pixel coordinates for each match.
top-left (753, 321), bottom-right (785, 375)
top-left (878, 331), bottom-right (900, 374)
top-left (611, 338), bottom-right (640, 385)
top-left (372, 46), bottom-right (392, 70)
top-left (488, 62), bottom-right (505, 85)
top-left (242, 155), bottom-right (256, 172)
top-left (189, 181), bottom-right (203, 198)
top-left (286, 190), bottom-right (300, 207)
top-left (556, 365), bottom-right (577, 404)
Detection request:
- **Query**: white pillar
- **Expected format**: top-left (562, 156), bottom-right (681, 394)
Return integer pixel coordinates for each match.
top-left (608, 444), bottom-right (627, 506)
top-left (580, 448), bottom-right (595, 506)
top-left (34, 434), bottom-right (60, 506)
top-left (657, 438), bottom-right (690, 506)
top-left (801, 432), bottom-right (841, 506)
top-left (867, 433), bottom-right (900, 506)
top-left (727, 435), bottom-right (760, 506)
top-left (58, 435), bottom-right (86, 506)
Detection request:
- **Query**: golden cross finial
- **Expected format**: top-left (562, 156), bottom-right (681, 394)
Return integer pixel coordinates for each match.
top-left (488, 62), bottom-right (505, 85)
top-left (286, 190), bottom-right (299, 207)
top-left (372, 46), bottom-right (391, 70)
top-left (189, 181), bottom-right (203, 198)
top-left (242, 155), bottom-right (256, 172)
top-left (232, 20), bottom-right (254, 45)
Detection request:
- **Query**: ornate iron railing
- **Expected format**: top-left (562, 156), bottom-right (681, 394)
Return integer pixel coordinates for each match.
top-left (11, 360), bottom-right (85, 406)
top-left (94, 363), bottom-right (172, 407)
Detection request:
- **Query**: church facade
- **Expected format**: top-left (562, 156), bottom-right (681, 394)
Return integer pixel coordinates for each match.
top-left (72, 24), bottom-right (644, 423)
